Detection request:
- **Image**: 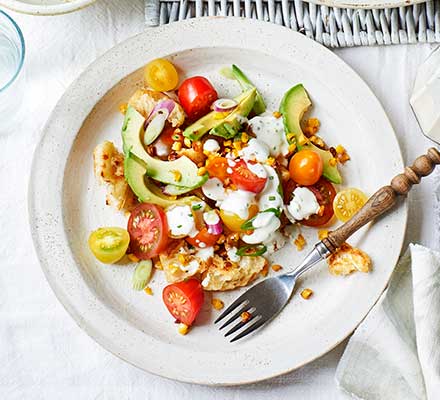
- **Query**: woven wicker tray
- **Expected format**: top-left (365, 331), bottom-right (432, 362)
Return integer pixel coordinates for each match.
top-left (144, 0), bottom-right (440, 47)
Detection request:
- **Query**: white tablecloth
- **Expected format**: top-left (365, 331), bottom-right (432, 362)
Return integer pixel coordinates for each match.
top-left (1, 1), bottom-right (439, 399)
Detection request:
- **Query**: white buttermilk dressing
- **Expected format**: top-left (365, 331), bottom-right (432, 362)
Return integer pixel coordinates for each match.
top-left (166, 205), bottom-right (197, 237)
top-left (203, 139), bottom-right (220, 153)
top-left (239, 138), bottom-right (270, 162)
top-left (202, 178), bottom-right (227, 203)
top-left (245, 160), bottom-right (267, 178)
top-left (242, 211), bottom-right (280, 244)
top-left (203, 210), bottom-right (220, 225)
top-left (196, 246), bottom-right (214, 261)
top-left (220, 190), bottom-right (255, 219)
top-left (227, 247), bottom-right (241, 262)
top-left (248, 115), bottom-right (290, 157)
top-left (179, 259), bottom-right (200, 274)
top-left (286, 187), bottom-right (320, 221)
top-left (257, 165), bottom-right (283, 211)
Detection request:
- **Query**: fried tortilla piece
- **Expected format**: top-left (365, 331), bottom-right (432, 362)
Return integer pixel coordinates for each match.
top-left (201, 254), bottom-right (267, 291)
top-left (327, 243), bottom-right (372, 276)
top-left (93, 141), bottom-right (137, 212)
top-left (159, 241), bottom-right (209, 283)
top-left (128, 89), bottom-right (185, 127)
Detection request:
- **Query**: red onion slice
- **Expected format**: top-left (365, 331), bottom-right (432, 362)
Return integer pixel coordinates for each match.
top-left (146, 99), bottom-right (175, 123)
top-left (213, 98), bottom-right (238, 113)
top-left (207, 221), bottom-right (223, 235)
top-left (203, 210), bottom-right (223, 235)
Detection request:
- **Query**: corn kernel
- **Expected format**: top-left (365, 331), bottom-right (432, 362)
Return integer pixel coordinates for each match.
top-left (211, 298), bottom-right (224, 310)
top-left (241, 132), bottom-right (249, 143)
top-left (224, 140), bottom-right (232, 147)
top-left (301, 288), bottom-right (313, 299)
top-left (335, 145), bottom-right (345, 154)
top-left (288, 143), bottom-right (297, 153)
top-left (217, 234), bottom-right (226, 244)
top-left (172, 141), bottom-right (182, 151)
top-left (273, 111), bottom-right (282, 119)
top-left (155, 261), bottom-right (163, 270)
top-left (178, 323), bottom-right (189, 335)
top-left (172, 170), bottom-right (182, 182)
top-left (298, 136), bottom-right (308, 146)
top-left (144, 286), bottom-right (153, 296)
top-left (233, 141), bottom-right (242, 151)
top-left (232, 149), bottom-right (239, 158)
top-left (310, 136), bottom-right (325, 148)
top-left (287, 133), bottom-right (296, 142)
top-left (329, 157), bottom-right (337, 167)
top-left (128, 254), bottom-right (139, 263)
top-left (198, 166), bottom-right (207, 176)
top-left (241, 311), bottom-right (252, 322)
top-left (118, 103), bottom-right (128, 115)
top-left (294, 233), bottom-right (306, 251)
top-left (229, 183), bottom-right (237, 191)
top-left (317, 205), bottom-right (325, 216)
top-left (184, 138), bottom-right (192, 148)
top-left (266, 157), bottom-right (275, 166)
top-left (271, 264), bottom-right (283, 272)
top-left (178, 254), bottom-right (187, 265)
top-left (318, 229), bottom-right (329, 240)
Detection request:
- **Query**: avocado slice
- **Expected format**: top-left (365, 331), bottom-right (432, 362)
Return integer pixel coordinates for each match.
top-left (231, 64), bottom-right (266, 115)
top-left (122, 106), bottom-right (208, 188)
top-left (183, 88), bottom-right (256, 140)
top-left (279, 84), bottom-right (342, 184)
top-left (124, 156), bottom-right (199, 207)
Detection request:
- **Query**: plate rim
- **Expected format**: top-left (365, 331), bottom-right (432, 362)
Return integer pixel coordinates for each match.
top-left (0, 0), bottom-right (97, 15)
top-left (28, 17), bottom-right (408, 385)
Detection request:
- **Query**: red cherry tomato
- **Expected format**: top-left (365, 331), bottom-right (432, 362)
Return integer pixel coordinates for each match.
top-left (178, 76), bottom-right (218, 120)
top-left (230, 160), bottom-right (267, 193)
top-left (289, 149), bottom-right (323, 186)
top-left (186, 227), bottom-right (220, 248)
top-left (300, 178), bottom-right (336, 227)
top-left (162, 279), bottom-right (205, 326)
top-left (127, 203), bottom-right (169, 259)
top-left (205, 156), bottom-right (229, 183)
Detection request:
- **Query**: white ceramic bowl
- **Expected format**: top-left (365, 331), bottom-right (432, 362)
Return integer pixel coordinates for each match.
top-left (0, 0), bottom-right (97, 15)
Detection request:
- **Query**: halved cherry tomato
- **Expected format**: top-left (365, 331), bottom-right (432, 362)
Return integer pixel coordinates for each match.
top-left (162, 279), bottom-right (204, 326)
top-left (219, 204), bottom-right (259, 232)
top-left (127, 203), bottom-right (169, 259)
top-left (205, 157), bottom-right (229, 183)
top-left (230, 160), bottom-right (267, 193)
top-left (300, 178), bottom-right (336, 227)
top-left (88, 227), bottom-right (130, 264)
top-left (144, 58), bottom-right (179, 92)
top-left (333, 188), bottom-right (368, 222)
top-left (289, 149), bottom-right (323, 186)
top-left (178, 76), bottom-right (218, 120)
top-left (186, 227), bottom-right (220, 248)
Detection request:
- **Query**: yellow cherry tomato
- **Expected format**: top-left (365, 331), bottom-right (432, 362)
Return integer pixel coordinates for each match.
top-left (88, 227), bottom-right (130, 264)
top-left (220, 204), bottom-right (259, 232)
top-left (144, 58), bottom-right (179, 91)
top-left (333, 188), bottom-right (368, 222)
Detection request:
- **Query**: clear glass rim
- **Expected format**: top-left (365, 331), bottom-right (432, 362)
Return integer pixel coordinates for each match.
top-left (0, 9), bottom-right (25, 92)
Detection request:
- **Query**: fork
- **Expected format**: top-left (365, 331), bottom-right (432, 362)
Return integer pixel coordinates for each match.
top-left (215, 148), bottom-right (440, 342)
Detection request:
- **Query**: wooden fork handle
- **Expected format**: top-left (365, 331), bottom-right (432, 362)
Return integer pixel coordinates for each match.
top-left (322, 147), bottom-right (440, 253)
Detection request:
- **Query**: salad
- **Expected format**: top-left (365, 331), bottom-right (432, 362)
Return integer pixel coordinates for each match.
top-left (90, 59), bottom-right (371, 333)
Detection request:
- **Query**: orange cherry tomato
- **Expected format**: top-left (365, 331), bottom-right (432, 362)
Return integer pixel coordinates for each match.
top-left (205, 157), bottom-right (229, 183)
top-left (186, 227), bottom-right (220, 248)
top-left (289, 149), bottom-right (323, 186)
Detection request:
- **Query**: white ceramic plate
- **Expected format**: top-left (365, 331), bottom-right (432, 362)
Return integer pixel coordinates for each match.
top-left (0, 0), bottom-right (96, 15)
top-left (308, 0), bottom-right (422, 9)
top-left (29, 18), bottom-right (407, 385)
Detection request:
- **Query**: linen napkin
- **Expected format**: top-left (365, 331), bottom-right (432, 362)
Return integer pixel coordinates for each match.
top-left (336, 244), bottom-right (440, 400)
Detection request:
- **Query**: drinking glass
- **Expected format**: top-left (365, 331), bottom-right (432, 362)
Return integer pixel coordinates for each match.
top-left (0, 10), bottom-right (25, 134)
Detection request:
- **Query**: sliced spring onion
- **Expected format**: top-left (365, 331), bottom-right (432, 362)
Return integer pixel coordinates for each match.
top-left (143, 109), bottom-right (169, 145)
top-left (236, 244), bottom-right (267, 257)
top-left (132, 260), bottom-right (153, 291)
top-left (213, 98), bottom-right (238, 113)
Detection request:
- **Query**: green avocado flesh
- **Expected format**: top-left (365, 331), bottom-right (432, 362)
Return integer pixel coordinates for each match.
top-left (183, 88), bottom-right (256, 141)
top-left (279, 84), bottom-right (342, 184)
top-left (122, 106), bottom-right (207, 189)
top-left (124, 157), bottom-right (199, 207)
